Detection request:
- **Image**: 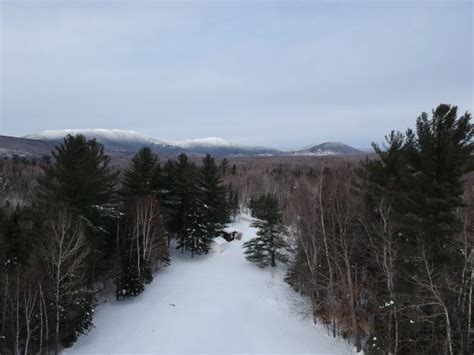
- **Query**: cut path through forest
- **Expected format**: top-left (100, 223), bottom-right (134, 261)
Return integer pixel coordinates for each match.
top-left (64, 215), bottom-right (356, 354)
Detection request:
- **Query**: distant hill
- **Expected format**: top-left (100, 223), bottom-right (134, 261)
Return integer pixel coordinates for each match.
top-left (0, 135), bottom-right (56, 157)
top-left (293, 142), bottom-right (362, 156)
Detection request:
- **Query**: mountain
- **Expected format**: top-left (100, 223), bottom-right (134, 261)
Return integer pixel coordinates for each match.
top-left (293, 142), bottom-right (362, 156)
top-left (24, 130), bottom-right (281, 157)
top-left (170, 137), bottom-right (282, 157)
top-left (8, 129), bottom-right (362, 158)
top-left (0, 135), bottom-right (56, 158)
top-left (24, 129), bottom-right (184, 156)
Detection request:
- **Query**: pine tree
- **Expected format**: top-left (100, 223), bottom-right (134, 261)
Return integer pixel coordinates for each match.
top-left (360, 104), bottom-right (473, 354)
top-left (243, 194), bottom-right (288, 267)
top-left (169, 154), bottom-right (199, 251)
top-left (118, 148), bottom-right (169, 299)
top-left (399, 105), bottom-right (473, 266)
top-left (199, 154), bottom-right (229, 237)
top-left (122, 146), bottom-right (161, 197)
top-left (37, 134), bottom-right (118, 279)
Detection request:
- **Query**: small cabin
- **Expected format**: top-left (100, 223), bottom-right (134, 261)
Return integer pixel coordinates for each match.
top-left (211, 236), bottom-right (228, 253)
top-left (216, 230), bottom-right (242, 242)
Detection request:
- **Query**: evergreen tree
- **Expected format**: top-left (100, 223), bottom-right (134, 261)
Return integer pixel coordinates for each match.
top-left (398, 105), bottom-right (473, 266)
top-left (0, 209), bottom-right (30, 270)
top-left (37, 134), bottom-right (118, 278)
top-left (220, 158), bottom-right (229, 175)
top-left (199, 154), bottom-right (229, 236)
top-left (243, 194), bottom-right (288, 267)
top-left (122, 146), bottom-right (161, 197)
top-left (360, 104), bottom-right (473, 353)
top-left (227, 184), bottom-right (240, 219)
top-left (182, 199), bottom-right (212, 257)
top-left (160, 159), bottom-right (180, 224)
top-left (169, 154), bottom-right (199, 250)
top-left (364, 105), bottom-right (473, 269)
top-left (116, 259), bottom-right (145, 300)
top-left (118, 148), bottom-right (168, 299)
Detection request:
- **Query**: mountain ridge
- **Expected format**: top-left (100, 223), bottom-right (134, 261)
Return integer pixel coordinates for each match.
top-left (24, 129), bottom-right (282, 157)
top-left (0, 129), bottom-right (365, 158)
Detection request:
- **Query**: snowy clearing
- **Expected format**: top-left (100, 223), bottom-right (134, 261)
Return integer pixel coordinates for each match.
top-left (64, 215), bottom-right (356, 354)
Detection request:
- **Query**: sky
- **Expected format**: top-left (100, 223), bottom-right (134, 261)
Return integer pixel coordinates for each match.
top-left (0, 0), bottom-right (472, 150)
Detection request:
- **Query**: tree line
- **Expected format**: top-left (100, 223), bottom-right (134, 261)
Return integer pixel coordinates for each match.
top-left (0, 136), bottom-right (235, 354)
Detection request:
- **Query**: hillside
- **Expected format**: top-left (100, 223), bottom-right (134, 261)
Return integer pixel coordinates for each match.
top-left (294, 142), bottom-right (362, 156)
top-left (0, 135), bottom-right (56, 157)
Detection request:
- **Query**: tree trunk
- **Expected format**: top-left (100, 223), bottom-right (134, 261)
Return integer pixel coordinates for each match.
top-left (2, 273), bottom-right (8, 336)
top-left (318, 170), bottom-right (336, 337)
top-left (442, 304), bottom-right (453, 355)
top-left (15, 272), bottom-right (19, 355)
top-left (345, 256), bottom-right (361, 352)
top-left (465, 262), bottom-right (472, 355)
top-left (38, 282), bottom-right (44, 354)
top-left (55, 250), bottom-right (61, 355)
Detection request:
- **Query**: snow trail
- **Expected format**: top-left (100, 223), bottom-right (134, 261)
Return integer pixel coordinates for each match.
top-left (64, 215), bottom-right (355, 354)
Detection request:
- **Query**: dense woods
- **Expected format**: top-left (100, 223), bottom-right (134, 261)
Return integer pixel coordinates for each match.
top-left (0, 104), bottom-right (472, 354)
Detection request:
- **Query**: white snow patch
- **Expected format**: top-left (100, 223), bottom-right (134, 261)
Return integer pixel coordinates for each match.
top-left (64, 215), bottom-right (356, 354)
top-left (24, 129), bottom-right (171, 146)
top-left (169, 137), bottom-right (238, 148)
top-left (211, 236), bottom-right (229, 253)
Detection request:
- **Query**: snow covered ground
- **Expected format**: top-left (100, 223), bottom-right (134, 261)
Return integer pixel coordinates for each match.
top-left (64, 215), bottom-right (356, 354)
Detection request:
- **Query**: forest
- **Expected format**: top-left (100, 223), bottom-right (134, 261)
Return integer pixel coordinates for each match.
top-left (0, 103), bottom-right (472, 354)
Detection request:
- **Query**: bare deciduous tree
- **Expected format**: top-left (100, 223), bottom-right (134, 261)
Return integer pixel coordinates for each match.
top-left (40, 211), bottom-right (89, 355)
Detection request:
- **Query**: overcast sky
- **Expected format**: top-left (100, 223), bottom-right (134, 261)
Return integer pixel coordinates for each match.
top-left (1, 0), bottom-right (472, 149)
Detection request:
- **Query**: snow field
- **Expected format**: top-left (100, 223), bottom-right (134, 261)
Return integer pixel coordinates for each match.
top-left (64, 215), bottom-right (356, 354)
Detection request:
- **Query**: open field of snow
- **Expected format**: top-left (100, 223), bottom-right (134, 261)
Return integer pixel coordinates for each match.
top-left (64, 215), bottom-right (356, 354)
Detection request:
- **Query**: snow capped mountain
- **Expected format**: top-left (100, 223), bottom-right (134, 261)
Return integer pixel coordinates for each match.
top-left (24, 129), bottom-right (184, 155)
top-left (23, 130), bottom-right (281, 157)
top-left (17, 129), bottom-right (363, 158)
top-left (25, 129), bottom-right (170, 147)
top-left (294, 142), bottom-right (362, 156)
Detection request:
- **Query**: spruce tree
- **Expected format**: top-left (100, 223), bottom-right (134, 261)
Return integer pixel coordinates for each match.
top-left (183, 199), bottom-right (212, 257)
top-left (243, 194), bottom-right (288, 267)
